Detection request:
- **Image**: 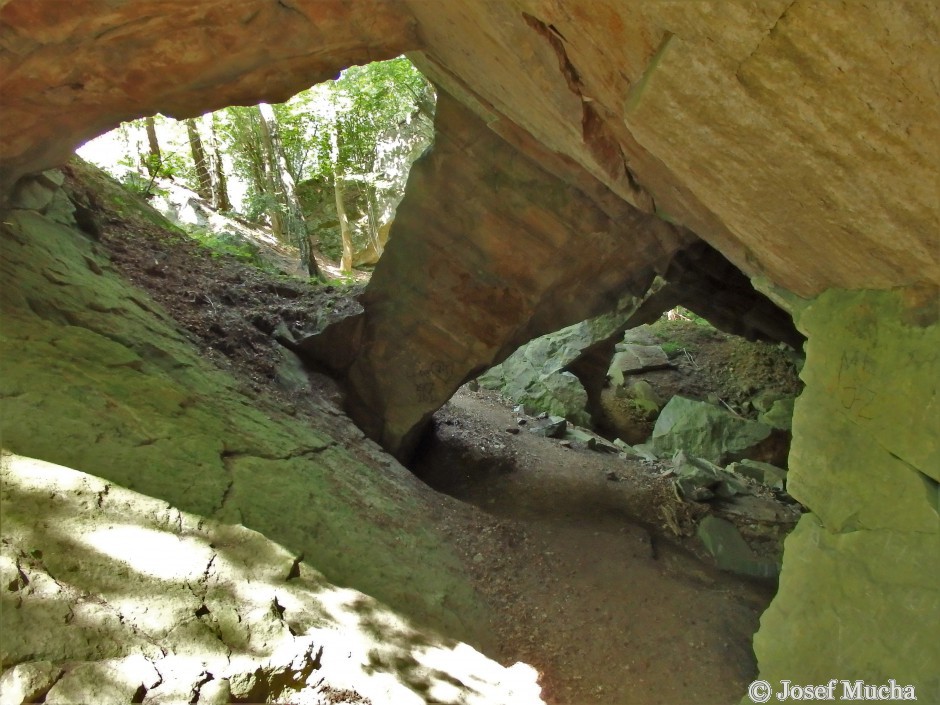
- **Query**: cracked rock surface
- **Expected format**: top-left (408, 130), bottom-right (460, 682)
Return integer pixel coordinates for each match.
top-left (0, 451), bottom-right (542, 705)
top-left (0, 180), bottom-right (543, 703)
top-left (0, 200), bottom-right (487, 646)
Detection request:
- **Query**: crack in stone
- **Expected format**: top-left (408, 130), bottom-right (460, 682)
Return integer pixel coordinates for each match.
top-left (276, 0), bottom-right (307, 20)
top-left (35, 669), bottom-right (66, 702)
top-left (220, 443), bottom-right (337, 465)
top-left (7, 555), bottom-right (30, 592)
top-left (189, 552), bottom-right (218, 606)
top-left (522, 12), bottom-right (581, 93)
top-left (807, 407), bottom-right (940, 534)
top-left (522, 11), bottom-right (656, 212)
top-left (97, 484), bottom-right (111, 509)
top-left (217, 477), bottom-right (235, 514)
top-left (286, 554), bottom-right (303, 581)
top-left (189, 670), bottom-right (216, 705)
top-left (736, 0), bottom-right (799, 78)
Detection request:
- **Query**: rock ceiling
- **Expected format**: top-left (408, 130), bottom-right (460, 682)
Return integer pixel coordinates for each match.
top-left (2, 0), bottom-right (937, 453)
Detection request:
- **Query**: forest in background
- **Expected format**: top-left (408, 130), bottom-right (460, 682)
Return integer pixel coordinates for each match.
top-left (78, 57), bottom-right (435, 277)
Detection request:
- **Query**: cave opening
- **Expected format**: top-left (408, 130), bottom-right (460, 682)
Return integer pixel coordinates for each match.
top-left (406, 244), bottom-right (806, 703)
top-left (65, 61), bottom-right (809, 700)
top-left (75, 56), bottom-right (435, 284)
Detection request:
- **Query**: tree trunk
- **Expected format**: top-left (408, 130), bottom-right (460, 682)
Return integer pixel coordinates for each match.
top-left (332, 126), bottom-right (354, 273)
top-left (143, 116), bottom-right (161, 176)
top-left (186, 118), bottom-right (213, 201)
top-left (204, 113), bottom-right (232, 211)
top-left (364, 183), bottom-right (383, 255)
top-left (256, 103), bottom-right (317, 277)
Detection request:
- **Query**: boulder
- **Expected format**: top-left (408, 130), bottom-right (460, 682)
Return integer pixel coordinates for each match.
top-left (598, 380), bottom-right (663, 445)
top-left (672, 451), bottom-right (750, 502)
top-left (727, 459), bottom-right (788, 490)
top-left (477, 299), bottom-right (646, 427)
top-left (648, 396), bottom-right (773, 464)
top-left (607, 344), bottom-right (671, 386)
top-left (520, 371), bottom-right (591, 428)
top-left (529, 415), bottom-right (567, 439)
top-left (696, 516), bottom-right (779, 579)
top-left (298, 94), bottom-right (684, 458)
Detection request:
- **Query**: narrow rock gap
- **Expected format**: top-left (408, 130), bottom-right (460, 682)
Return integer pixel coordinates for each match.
top-left (407, 256), bottom-right (804, 703)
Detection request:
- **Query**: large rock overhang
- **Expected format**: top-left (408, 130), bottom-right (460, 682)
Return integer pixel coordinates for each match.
top-left (297, 92), bottom-right (690, 456)
top-left (1, 2), bottom-right (939, 696)
top-left (2, 1), bottom-right (936, 295)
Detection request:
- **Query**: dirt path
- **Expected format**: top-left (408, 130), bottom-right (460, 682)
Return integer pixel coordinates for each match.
top-left (415, 389), bottom-right (775, 705)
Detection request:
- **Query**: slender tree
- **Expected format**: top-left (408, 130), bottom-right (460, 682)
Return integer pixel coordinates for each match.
top-left (255, 103), bottom-right (316, 275)
top-left (143, 116), bottom-right (161, 176)
top-left (330, 123), bottom-right (354, 272)
top-left (203, 113), bottom-right (232, 211)
top-left (186, 118), bottom-right (212, 201)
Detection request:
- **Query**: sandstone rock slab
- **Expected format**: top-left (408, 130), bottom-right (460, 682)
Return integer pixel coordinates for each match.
top-left (1, 451), bottom-right (544, 705)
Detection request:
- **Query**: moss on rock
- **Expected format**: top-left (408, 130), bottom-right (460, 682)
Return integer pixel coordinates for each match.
top-left (752, 286), bottom-right (940, 702)
top-left (0, 204), bottom-right (488, 644)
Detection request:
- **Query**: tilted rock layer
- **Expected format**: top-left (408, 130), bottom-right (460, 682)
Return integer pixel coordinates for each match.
top-left (1, 0), bottom-right (939, 699)
top-left (0, 178), bottom-right (546, 703)
top-left (1, 452), bottom-right (541, 705)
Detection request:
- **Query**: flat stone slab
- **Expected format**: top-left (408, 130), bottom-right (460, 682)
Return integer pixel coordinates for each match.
top-left (697, 515), bottom-right (779, 579)
top-left (607, 345), bottom-right (672, 386)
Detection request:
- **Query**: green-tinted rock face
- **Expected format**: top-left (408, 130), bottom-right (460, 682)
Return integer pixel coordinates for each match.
top-left (727, 459), bottom-right (787, 491)
top-left (752, 286), bottom-right (940, 702)
top-left (696, 515), bottom-right (779, 579)
top-left (478, 306), bottom-right (638, 426)
top-left (789, 288), bottom-right (939, 530)
top-left (757, 396), bottom-right (795, 431)
top-left (649, 396), bottom-right (773, 464)
top-left (0, 202), bottom-right (488, 646)
top-left (607, 344), bottom-right (670, 387)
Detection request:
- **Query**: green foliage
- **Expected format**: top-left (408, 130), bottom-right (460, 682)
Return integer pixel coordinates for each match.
top-left (186, 226), bottom-right (268, 269)
top-left (674, 306), bottom-right (713, 327)
top-left (119, 171), bottom-right (160, 197)
top-left (660, 341), bottom-right (686, 358)
top-left (326, 57), bottom-right (435, 177)
top-left (114, 117), bottom-right (199, 197)
top-left (327, 271), bottom-right (362, 288)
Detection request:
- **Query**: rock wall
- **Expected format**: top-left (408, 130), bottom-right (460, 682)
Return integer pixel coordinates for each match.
top-left (753, 286), bottom-right (940, 700)
top-left (0, 179), bottom-right (491, 647)
top-left (297, 94), bottom-right (688, 456)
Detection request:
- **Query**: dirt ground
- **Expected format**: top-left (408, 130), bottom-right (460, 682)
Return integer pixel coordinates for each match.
top-left (414, 389), bottom-right (776, 705)
top-left (67, 162), bottom-right (791, 704)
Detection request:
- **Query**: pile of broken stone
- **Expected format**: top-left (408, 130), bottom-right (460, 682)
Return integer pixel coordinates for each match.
top-left (518, 390), bottom-right (801, 580)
